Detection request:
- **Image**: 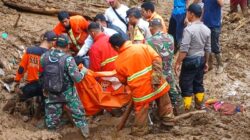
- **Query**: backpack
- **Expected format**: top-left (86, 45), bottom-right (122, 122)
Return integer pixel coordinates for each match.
top-left (43, 52), bottom-right (70, 94)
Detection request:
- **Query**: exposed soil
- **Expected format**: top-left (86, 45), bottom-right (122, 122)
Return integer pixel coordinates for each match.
top-left (0, 0), bottom-right (249, 140)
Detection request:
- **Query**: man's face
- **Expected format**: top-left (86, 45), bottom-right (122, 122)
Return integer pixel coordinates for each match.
top-left (128, 16), bottom-right (138, 26)
top-left (108, 0), bottom-right (118, 8)
top-left (187, 11), bottom-right (193, 22)
top-left (61, 18), bottom-right (70, 28)
top-left (141, 8), bottom-right (151, 19)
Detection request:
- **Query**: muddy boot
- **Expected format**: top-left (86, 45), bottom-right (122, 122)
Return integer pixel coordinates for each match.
top-left (3, 96), bottom-right (18, 114)
top-left (208, 53), bottom-right (213, 71)
top-left (215, 54), bottom-right (223, 74)
top-left (131, 125), bottom-right (149, 136)
top-left (161, 111), bottom-right (175, 127)
top-left (194, 93), bottom-right (205, 110)
top-left (80, 125), bottom-right (90, 138)
top-left (241, 6), bottom-right (249, 17)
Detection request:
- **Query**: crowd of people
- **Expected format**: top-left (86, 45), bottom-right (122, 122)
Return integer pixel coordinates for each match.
top-left (3, 0), bottom-right (249, 138)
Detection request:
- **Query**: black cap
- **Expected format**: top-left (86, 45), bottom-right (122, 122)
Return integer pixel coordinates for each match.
top-left (94, 14), bottom-right (106, 22)
top-left (43, 31), bottom-right (57, 42)
top-left (187, 3), bottom-right (202, 17)
top-left (149, 18), bottom-right (162, 27)
top-left (56, 34), bottom-right (69, 48)
top-left (58, 11), bottom-right (70, 21)
top-left (109, 33), bottom-right (127, 47)
top-left (126, 8), bottom-right (142, 19)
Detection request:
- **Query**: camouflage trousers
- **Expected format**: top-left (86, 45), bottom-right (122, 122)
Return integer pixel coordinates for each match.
top-left (164, 73), bottom-right (182, 106)
top-left (45, 87), bottom-right (87, 129)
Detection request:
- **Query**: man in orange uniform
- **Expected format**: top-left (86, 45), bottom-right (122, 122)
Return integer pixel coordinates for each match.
top-left (53, 11), bottom-right (89, 55)
top-left (3, 31), bottom-right (56, 115)
top-left (109, 34), bottom-right (175, 136)
top-left (141, 2), bottom-right (167, 33)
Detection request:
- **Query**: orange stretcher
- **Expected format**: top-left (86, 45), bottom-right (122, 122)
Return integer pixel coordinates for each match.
top-left (75, 68), bottom-right (131, 116)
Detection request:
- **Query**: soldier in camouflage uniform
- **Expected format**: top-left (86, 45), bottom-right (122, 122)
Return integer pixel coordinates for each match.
top-left (146, 19), bottom-right (183, 114)
top-left (40, 34), bottom-right (89, 138)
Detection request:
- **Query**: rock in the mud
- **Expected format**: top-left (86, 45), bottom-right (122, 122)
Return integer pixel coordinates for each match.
top-left (3, 75), bottom-right (15, 83)
top-left (0, 57), bottom-right (11, 71)
top-left (0, 68), bottom-right (5, 77)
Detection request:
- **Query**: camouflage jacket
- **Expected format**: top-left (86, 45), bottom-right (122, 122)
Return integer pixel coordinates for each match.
top-left (146, 32), bottom-right (175, 77)
top-left (40, 49), bottom-right (86, 102)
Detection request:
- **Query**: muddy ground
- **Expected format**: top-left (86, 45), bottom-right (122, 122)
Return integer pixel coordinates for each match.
top-left (0, 0), bottom-right (249, 140)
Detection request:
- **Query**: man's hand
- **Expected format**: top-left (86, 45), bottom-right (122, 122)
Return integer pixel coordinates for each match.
top-left (174, 62), bottom-right (181, 76)
top-left (204, 63), bottom-right (209, 73)
top-left (13, 82), bottom-right (22, 94)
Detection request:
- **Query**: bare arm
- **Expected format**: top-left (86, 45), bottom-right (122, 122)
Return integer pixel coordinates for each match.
top-left (217, 0), bottom-right (224, 7)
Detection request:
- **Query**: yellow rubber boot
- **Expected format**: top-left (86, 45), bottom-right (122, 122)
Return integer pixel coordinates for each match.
top-left (183, 96), bottom-right (192, 111)
top-left (195, 93), bottom-right (205, 109)
top-left (195, 93), bottom-right (205, 104)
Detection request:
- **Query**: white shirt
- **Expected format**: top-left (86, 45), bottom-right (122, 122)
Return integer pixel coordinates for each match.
top-left (77, 27), bottom-right (117, 56)
top-left (137, 18), bottom-right (151, 39)
top-left (104, 4), bottom-right (129, 33)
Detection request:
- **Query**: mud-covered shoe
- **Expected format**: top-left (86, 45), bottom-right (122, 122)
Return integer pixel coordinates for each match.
top-left (216, 65), bottom-right (224, 74)
top-left (2, 99), bottom-right (16, 114)
top-left (161, 111), bottom-right (175, 127)
top-left (80, 125), bottom-right (90, 138)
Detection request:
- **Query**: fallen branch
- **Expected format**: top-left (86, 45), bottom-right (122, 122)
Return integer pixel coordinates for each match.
top-left (172, 110), bottom-right (207, 122)
top-left (2, 0), bottom-right (93, 20)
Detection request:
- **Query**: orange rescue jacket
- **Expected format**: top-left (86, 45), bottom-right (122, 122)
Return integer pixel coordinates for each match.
top-left (148, 12), bottom-right (167, 33)
top-left (115, 41), bottom-right (170, 106)
top-left (53, 15), bottom-right (89, 53)
top-left (15, 46), bottom-right (47, 83)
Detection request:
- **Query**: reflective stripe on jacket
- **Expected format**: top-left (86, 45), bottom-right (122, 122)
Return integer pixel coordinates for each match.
top-left (115, 41), bottom-right (170, 105)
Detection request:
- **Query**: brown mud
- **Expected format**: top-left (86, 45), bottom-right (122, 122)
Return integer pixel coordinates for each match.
top-left (0, 0), bottom-right (249, 140)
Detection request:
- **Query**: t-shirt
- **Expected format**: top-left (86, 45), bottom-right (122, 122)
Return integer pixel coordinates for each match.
top-left (203, 0), bottom-right (222, 28)
top-left (104, 4), bottom-right (129, 33)
top-left (172, 0), bottom-right (187, 15)
top-left (180, 21), bottom-right (211, 57)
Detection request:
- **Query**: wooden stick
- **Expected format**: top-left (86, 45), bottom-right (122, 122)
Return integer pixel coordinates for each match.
top-left (14, 14), bottom-right (21, 28)
top-left (172, 110), bottom-right (207, 122)
top-left (116, 101), bottom-right (133, 131)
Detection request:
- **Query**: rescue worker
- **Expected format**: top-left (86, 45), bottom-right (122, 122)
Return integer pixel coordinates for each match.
top-left (3, 31), bottom-right (57, 114)
top-left (94, 14), bottom-right (129, 40)
top-left (76, 22), bottom-right (117, 62)
top-left (109, 34), bottom-right (174, 136)
top-left (126, 8), bottom-right (151, 44)
top-left (230, 0), bottom-right (248, 16)
top-left (141, 2), bottom-right (167, 33)
top-left (203, 0), bottom-right (224, 74)
top-left (104, 0), bottom-right (129, 33)
top-left (174, 4), bottom-right (211, 111)
top-left (53, 11), bottom-right (89, 55)
top-left (168, 0), bottom-right (190, 53)
top-left (40, 34), bottom-right (89, 138)
top-left (146, 19), bottom-right (183, 114)
top-left (87, 22), bottom-right (117, 72)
